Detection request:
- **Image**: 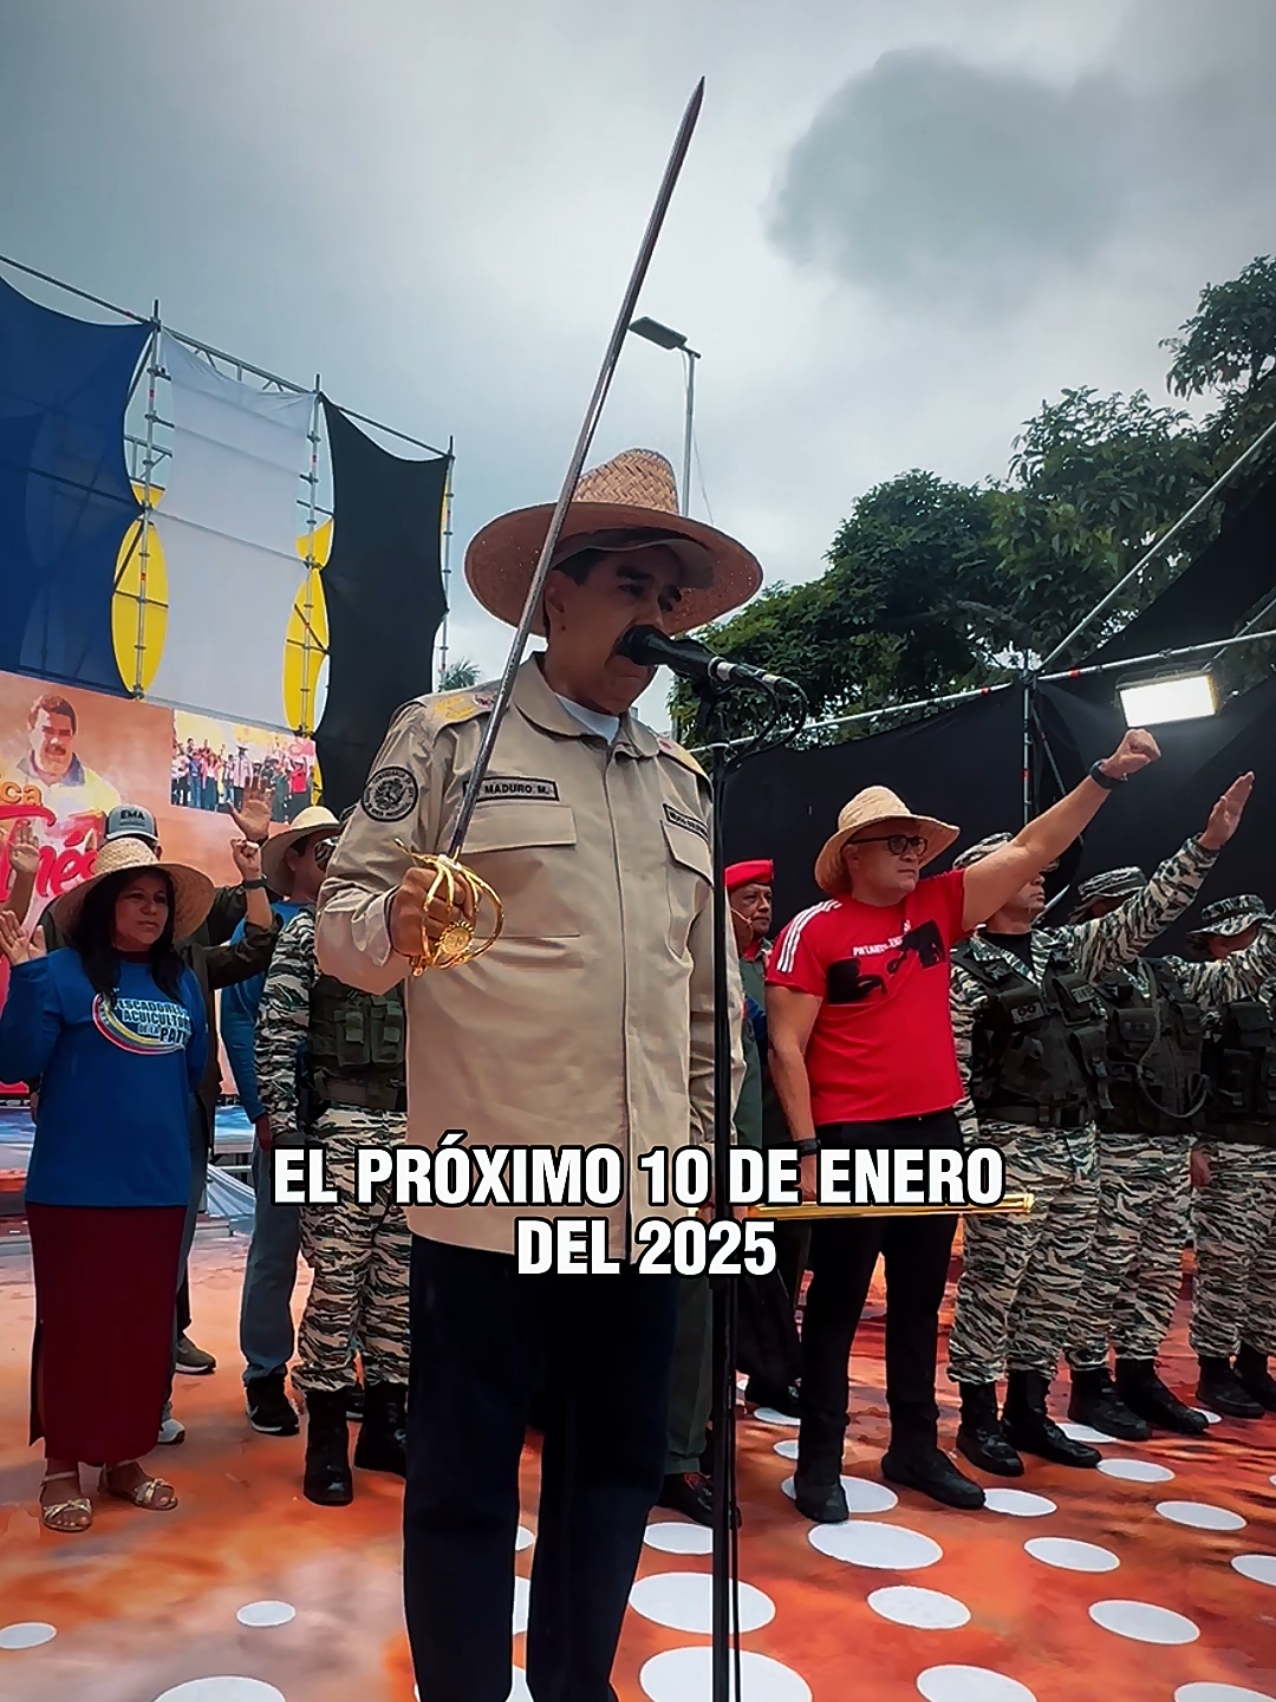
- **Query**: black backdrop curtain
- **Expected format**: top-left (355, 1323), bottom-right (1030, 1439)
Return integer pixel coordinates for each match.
top-left (315, 401), bottom-right (449, 814)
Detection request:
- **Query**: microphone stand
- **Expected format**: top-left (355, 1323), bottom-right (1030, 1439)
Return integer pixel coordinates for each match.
top-left (691, 675), bottom-right (805, 1702)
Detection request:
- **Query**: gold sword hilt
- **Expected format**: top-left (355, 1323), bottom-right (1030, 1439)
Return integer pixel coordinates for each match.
top-left (394, 843), bottom-right (505, 973)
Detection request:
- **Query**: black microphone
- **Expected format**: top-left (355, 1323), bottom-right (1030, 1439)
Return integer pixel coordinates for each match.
top-left (618, 625), bottom-right (800, 693)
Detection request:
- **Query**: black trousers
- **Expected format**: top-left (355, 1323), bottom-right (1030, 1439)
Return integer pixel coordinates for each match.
top-left (404, 1236), bottom-right (680, 1702)
top-left (797, 1111), bottom-right (961, 1483)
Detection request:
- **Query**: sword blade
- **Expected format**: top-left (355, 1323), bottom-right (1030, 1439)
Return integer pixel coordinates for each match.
top-left (446, 77), bottom-right (706, 860)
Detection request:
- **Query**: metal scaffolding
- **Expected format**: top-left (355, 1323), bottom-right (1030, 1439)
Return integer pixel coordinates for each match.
top-left (0, 251), bottom-right (452, 735)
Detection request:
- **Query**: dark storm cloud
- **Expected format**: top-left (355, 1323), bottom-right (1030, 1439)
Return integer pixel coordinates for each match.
top-left (768, 5), bottom-right (1276, 317)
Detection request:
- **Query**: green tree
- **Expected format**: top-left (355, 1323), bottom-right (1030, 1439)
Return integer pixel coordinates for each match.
top-left (1162, 254), bottom-right (1276, 478)
top-left (439, 657), bottom-right (480, 691)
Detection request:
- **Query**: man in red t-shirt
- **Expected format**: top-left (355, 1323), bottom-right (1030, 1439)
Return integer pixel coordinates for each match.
top-left (767, 728), bottom-right (1161, 1519)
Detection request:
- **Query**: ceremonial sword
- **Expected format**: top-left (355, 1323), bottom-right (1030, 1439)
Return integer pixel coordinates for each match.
top-left (400, 80), bottom-right (706, 971)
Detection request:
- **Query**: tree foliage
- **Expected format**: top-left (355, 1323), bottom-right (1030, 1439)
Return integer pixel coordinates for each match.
top-left (669, 257), bottom-right (1276, 744)
top-left (439, 657), bottom-right (480, 691)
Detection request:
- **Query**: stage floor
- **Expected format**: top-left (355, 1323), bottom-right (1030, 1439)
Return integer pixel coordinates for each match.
top-left (1, 1237), bottom-right (1274, 1702)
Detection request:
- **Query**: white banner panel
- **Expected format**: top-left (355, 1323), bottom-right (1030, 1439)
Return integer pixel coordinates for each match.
top-left (149, 336), bottom-right (312, 729)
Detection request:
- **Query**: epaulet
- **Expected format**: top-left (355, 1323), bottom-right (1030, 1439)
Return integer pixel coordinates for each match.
top-left (409, 686), bottom-right (498, 730)
top-left (656, 734), bottom-right (706, 778)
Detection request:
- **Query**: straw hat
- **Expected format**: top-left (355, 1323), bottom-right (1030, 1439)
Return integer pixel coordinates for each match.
top-left (464, 448), bottom-right (763, 636)
top-left (814, 787), bottom-right (959, 897)
top-left (261, 806), bottom-right (342, 894)
top-left (51, 837), bottom-right (215, 940)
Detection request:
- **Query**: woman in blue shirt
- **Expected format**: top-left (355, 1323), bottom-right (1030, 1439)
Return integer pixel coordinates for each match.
top-left (0, 836), bottom-right (212, 1533)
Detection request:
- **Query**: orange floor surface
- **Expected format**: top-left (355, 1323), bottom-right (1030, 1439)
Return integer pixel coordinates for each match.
top-left (1, 1233), bottom-right (1274, 1702)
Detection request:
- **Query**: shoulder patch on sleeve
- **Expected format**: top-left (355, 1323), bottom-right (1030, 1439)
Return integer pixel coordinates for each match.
top-left (657, 734), bottom-right (706, 778)
top-left (361, 765), bottom-right (420, 824)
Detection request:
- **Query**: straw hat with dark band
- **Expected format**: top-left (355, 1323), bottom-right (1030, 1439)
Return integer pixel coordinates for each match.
top-left (815, 787), bottom-right (959, 897)
top-left (50, 838), bottom-right (214, 941)
top-left (465, 448), bottom-right (763, 636)
top-left (261, 806), bottom-right (343, 894)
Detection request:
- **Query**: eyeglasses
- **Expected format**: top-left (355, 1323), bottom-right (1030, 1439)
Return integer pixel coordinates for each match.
top-left (853, 834), bottom-right (928, 857)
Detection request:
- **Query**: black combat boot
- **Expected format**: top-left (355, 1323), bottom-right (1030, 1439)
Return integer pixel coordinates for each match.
top-left (956, 1382), bottom-right (1024, 1476)
top-left (1197, 1355), bottom-right (1264, 1419)
top-left (1234, 1345), bottom-right (1276, 1414)
top-left (1067, 1367), bottom-right (1151, 1441)
top-left (1114, 1358), bottom-right (1207, 1435)
top-left (1002, 1370), bottom-right (1100, 1466)
top-left (303, 1388), bottom-right (353, 1505)
top-left (881, 1446), bottom-right (985, 1509)
top-left (792, 1475), bottom-right (848, 1523)
top-left (353, 1382), bottom-right (408, 1476)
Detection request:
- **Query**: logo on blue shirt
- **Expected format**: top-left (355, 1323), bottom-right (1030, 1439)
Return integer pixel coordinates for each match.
top-left (92, 994), bottom-right (192, 1055)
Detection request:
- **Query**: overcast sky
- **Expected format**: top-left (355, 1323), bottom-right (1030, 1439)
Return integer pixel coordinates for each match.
top-left (2, 0), bottom-right (1273, 729)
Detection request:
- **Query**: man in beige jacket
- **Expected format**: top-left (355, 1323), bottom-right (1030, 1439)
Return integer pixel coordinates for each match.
top-left (316, 449), bottom-right (755, 1702)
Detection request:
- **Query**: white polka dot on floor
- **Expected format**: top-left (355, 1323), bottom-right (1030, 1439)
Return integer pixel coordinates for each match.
top-left (1155, 1500), bottom-right (1246, 1532)
top-left (810, 1520), bottom-right (943, 1569)
top-left (1194, 1409), bottom-right (1223, 1425)
top-left (236, 1602), bottom-right (295, 1628)
top-left (753, 1407), bottom-right (799, 1428)
top-left (1088, 1601), bottom-right (1199, 1644)
top-left (1058, 1422), bottom-right (1117, 1445)
top-left (1175, 1686), bottom-right (1276, 1702)
top-left (1232, 1554), bottom-right (1276, 1587)
top-left (774, 1438), bottom-right (799, 1460)
top-left (782, 1475), bottom-right (899, 1512)
top-left (513, 1576), bottom-right (531, 1636)
top-left (645, 1520), bottom-right (713, 1555)
top-left (153, 1683), bottom-right (286, 1702)
top-left (640, 1646), bottom-right (812, 1701)
top-left (916, 1664), bottom-right (1037, 1701)
top-left (1097, 1458), bottom-right (1174, 1484)
top-left (516, 1525), bottom-right (534, 1552)
top-left (868, 1586), bottom-right (970, 1629)
top-left (1024, 1537), bottom-right (1119, 1573)
top-left (982, 1490), bottom-right (1056, 1518)
top-left (0, 1622), bottom-right (57, 1650)
top-left (630, 1572), bottom-right (775, 1634)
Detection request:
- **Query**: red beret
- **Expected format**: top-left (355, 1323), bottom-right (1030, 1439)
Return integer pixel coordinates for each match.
top-left (725, 859), bottom-right (773, 891)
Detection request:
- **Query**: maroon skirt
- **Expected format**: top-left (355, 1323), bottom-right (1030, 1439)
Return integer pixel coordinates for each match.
top-left (27, 1203), bottom-right (186, 1465)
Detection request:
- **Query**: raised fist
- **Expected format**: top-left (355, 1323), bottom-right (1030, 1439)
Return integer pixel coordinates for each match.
top-left (1101, 728), bottom-right (1161, 781)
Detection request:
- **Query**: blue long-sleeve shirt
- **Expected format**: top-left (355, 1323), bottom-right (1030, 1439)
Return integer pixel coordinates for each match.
top-left (219, 900), bottom-right (303, 1121)
top-left (0, 949), bottom-right (208, 1208)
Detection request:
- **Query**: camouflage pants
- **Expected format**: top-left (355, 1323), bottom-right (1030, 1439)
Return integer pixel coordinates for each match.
top-left (1066, 1131), bottom-right (1193, 1371)
top-left (295, 1109), bottom-right (412, 1395)
top-left (947, 1121), bottom-right (1099, 1386)
top-left (1189, 1142), bottom-right (1276, 1359)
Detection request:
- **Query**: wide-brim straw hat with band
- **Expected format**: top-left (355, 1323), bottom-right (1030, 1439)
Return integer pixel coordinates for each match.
top-left (464, 448), bottom-right (763, 636)
top-left (814, 787), bottom-right (960, 897)
top-left (1186, 893), bottom-right (1273, 948)
top-left (50, 837), bottom-right (215, 941)
top-left (261, 806), bottom-right (343, 894)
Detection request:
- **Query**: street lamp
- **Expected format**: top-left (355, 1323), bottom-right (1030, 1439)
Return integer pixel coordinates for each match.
top-left (629, 316), bottom-right (700, 517)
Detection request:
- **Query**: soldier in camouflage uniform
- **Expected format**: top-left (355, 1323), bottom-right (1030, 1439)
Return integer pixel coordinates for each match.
top-left (1062, 828), bottom-right (1276, 1438)
top-left (255, 823), bottom-right (411, 1506)
top-left (1187, 895), bottom-right (1276, 1418)
top-left (946, 787), bottom-right (1245, 1478)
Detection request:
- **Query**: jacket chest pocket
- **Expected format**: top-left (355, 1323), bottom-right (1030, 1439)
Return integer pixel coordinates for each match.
top-left (463, 803), bottom-right (581, 938)
top-left (661, 812), bottom-right (711, 959)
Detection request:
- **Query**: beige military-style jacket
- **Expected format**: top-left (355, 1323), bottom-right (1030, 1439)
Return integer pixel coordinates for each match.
top-left (315, 658), bottom-right (744, 1259)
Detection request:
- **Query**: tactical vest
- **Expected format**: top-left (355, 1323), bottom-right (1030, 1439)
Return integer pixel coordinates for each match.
top-left (956, 936), bottom-right (1111, 1127)
top-left (1091, 960), bottom-right (1209, 1137)
top-left (306, 975), bottom-right (407, 1116)
top-left (1201, 994), bottom-right (1276, 1147)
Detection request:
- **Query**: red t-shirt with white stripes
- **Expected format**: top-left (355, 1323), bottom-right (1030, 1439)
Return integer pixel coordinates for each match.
top-left (766, 870), bottom-right (969, 1125)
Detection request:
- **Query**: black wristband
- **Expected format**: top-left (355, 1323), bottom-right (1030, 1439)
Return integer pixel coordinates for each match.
top-left (795, 1138), bottom-right (820, 1159)
top-left (241, 879), bottom-right (268, 890)
top-left (1088, 759), bottom-right (1125, 791)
